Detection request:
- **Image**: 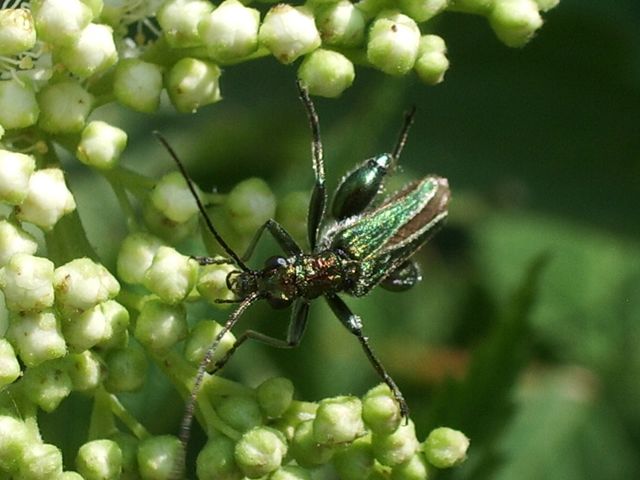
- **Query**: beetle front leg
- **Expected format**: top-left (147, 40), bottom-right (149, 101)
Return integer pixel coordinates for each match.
top-left (324, 293), bottom-right (409, 419)
top-left (241, 219), bottom-right (302, 261)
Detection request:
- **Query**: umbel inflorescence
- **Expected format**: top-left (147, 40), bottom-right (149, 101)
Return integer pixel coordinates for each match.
top-left (0, 0), bottom-right (557, 478)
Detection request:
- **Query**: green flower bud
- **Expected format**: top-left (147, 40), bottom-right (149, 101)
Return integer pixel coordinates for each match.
top-left (150, 171), bottom-right (199, 223)
top-left (137, 435), bottom-right (182, 480)
top-left (397, 0), bottom-right (447, 22)
top-left (390, 452), bottom-right (429, 480)
top-left (289, 420), bottom-right (335, 467)
top-left (37, 81), bottom-right (94, 134)
top-left (109, 432), bottom-right (139, 480)
top-left (0, 338), bottom-right (21, 387)
top-left (157, 0), bottom-right (213, 47)
top-left (276, 191), bottom-right (308, 244)
top-left (315, 0), bottom-right (365, 47)
top-left (0, 415), bottom-right (30, 472)
top-left (414, 34), bottom-right (449, 85)
top-left (76, 120), bottom-right (127, 169)
top-left (446, 0), bottom-right (494, 14)
top-left (166, 57), bottom-right (221, 113)
top-left (367, 11), bottom-right (421, 76)
top-left (272, 401), bottom-right (317, 441)
top-left (114, 59), bottom-right (164, 113)
top-left (143, 246), bottom-right (198, 303)
top-left (199, 0), bottom-right (260, 62)
top-left (22, 358), bottom-right (72, 411)
top-left (184, 319), bottom-right (235, 367)
top-left (76, 439), bottom-right (122, 480)
top-left (32, 0), bottom-right (93, 46)
top-left (422, 427), bottom-right (469, 468)
top-left (62, 303), bottom-right (109, 352)
top-left (57, 23), bottom-right (117, 77)
top-left (225, 178), bottom-right (276, 236)
top-left (0, 253), bottom-right (55, 312)
top-left (67, 350), bottom-right (103, 391)
top-left (15, 168), bottom-right (76, 230)
top-left (0, 7), bottom-right (36, 55)
top-left (54, 257), bottom-right (120, 315)
top-left (216, 394), bottom-right (263, 433)
top-left (0, 149), bottom-right (35, 205)
top-left (81, 0), bottom-right (104, 18)
top-left (7, 309), bottom-right (66, 366)
top-left (0, 78), bottom-right (39, 130)
top-left (372, 419), bottom-right (419, 466)
top-left (60, 472), bottom-right (84, 480)
top-left (362, 384), bottom-right (401, 435)
top-left (234, 426), bottom-right (287, 478)
top-left (197, 262), bottom-right (236, 304)
top-left (94, 300), bottom-right (130, 350)
top-left (298, 49), bottom-right (355, 98)
top-left (142, 197), bottom-right (199, 243)
top-left (269, 465), bottom-right (312, 480)
top-left (489, 0), bottom-right (543, 47)
top-left (196, 435), bottom-right (242, 480)
top-left (0, 220), bottom-right (38, 267)
top-left (332, 436), bottom-right (375, 480)
top-left (18, 442), bottom-right (63, 480)
top-left (117, 233), bottom-right (164, 285)
top-left (134, 299), bottom-right (187, 353)
top-left (313, 396), bottom-right (365, 445)
top-left (104, 344), bottom-right (148, 392)
top-left (257, 377), bottom-right (294, 419)
top-left (259, 5), bottom-right (321, 64)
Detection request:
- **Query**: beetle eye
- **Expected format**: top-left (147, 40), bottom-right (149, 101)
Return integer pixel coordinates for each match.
top-left (264, 255), bottom-right (287, 270)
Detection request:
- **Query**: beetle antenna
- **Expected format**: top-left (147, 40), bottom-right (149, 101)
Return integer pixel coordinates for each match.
top-left (153, 131), bottom-right (249, 272)
top-left (177, 291), bottom-right (260, 472)
top-left (391, 106), bottom-right (417, 161)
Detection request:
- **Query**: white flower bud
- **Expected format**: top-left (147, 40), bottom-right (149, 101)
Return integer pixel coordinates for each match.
top-left (259, 5), bottom-right (321, 64)
top-left (16, 168), bottom-right (76, 231)
top-left (367, 11), bottom-right (421, 76)
top-left (447, 0), bottom-right (494, 14)
top-left (116, 233), bottom-right (165, 285)
top-left (199, 0), bottom-right (260, 62)
top-left (298, 49), bottom-right (355, 98)
top-left (0, 150), bottom-right (35, 205)
top-left (0, 8), bottom-right (37, 56)
top-left (315, 0), bottom-right (366, 47)
top-left (76, 120), bottom-right (127, 170)
top-left (7, 309), bottom-right (66, 366)
top-left (38, 81), bottom-right (94, 134)
top-left (489, 0), bottom-right (543, 47)
top-left (114, 59), bottom-right (163, 113)
top-left (397, 0), bottom-right (447, 22)
top-left (0, 79), bottom-right (40, 130)
top-left (32, 0), bottom-right (93, 46)
top-left (150, 171), bottom-right (199, 223)
top-left (0, 339), bottom-right (21, 387)
top-left (143, 246), bottom-right (198, 304)
top-left (196, 262), bottom-right (236, 304)
top-left (54, 257), bottom-right (120, 315)
top-left (158, 0), bottom-right (213, 47)
top-left (62, 302), bottom-right (109, 352)
top-left (0, 254), bottom-right (55, 312)
top-left (414, 34), bottom-right (449, 85)
top-left (166, 58), bottom-right (221, 113)
top-left (0, 220), bottom-right (38, 267)
top-left (134, 299), bottom-right (187, 353)
top-left (57, 23), bottom-right (118, 78)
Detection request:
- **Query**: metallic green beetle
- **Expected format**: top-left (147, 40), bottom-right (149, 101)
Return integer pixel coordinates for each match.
top-left (157, 82), bottom-right (450, 449)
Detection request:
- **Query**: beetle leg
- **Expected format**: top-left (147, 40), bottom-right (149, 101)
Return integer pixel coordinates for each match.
top-left (380, 260), bottom-right (422, 292)
top-left (297, 81), bottom-right (327, 251)
top-left (240, 219), bottom-right (302, 261)
top-left (207, 299), bottom-right (310, 375)
top-left (324, 293), bottom-right (409, 418)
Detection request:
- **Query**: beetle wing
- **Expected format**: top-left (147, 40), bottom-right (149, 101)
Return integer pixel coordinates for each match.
top-left (324, 176), bottom-right (450, 296)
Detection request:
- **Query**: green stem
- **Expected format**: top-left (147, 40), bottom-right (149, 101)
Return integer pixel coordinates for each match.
top-left (108, 166), bottom-right (156, 200)
top-left (88, 388), bottom-right (118, 440)
top-left (103, 170), bottom-right (140, 232)
top-left (107, 392), bottom-right (151, 440)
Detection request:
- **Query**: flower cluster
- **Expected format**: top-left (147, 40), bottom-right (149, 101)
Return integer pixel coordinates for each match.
top-left (0, 0), bottom-right (559, 477)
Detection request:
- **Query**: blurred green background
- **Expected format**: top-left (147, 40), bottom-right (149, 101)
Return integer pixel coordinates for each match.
top-left (63, 0), bottom-right (640, 478)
